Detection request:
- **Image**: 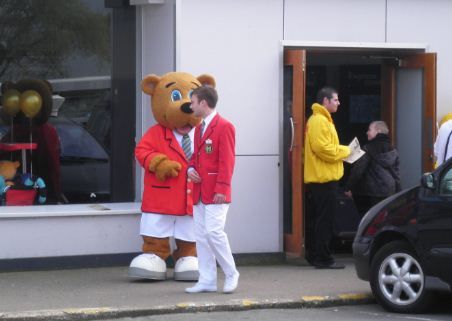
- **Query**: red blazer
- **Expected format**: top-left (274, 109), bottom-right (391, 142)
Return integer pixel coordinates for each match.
top-left (190, 114), bottom-right (235, 204)
top-left (135, 124), bottom-right (193, 215)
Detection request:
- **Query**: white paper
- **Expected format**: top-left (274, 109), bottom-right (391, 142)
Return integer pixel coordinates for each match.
top-left (344, 137), bottom-right (366, 164)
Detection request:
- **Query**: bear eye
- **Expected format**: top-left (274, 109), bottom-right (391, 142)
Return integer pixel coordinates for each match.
top-left (188, 90), bottom-right (194, 98)
top-left (171, 90), bottom-right (182, 102)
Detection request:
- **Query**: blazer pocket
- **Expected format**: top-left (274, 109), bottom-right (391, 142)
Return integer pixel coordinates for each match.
top-left (207, 172), bottom-right (218, 175)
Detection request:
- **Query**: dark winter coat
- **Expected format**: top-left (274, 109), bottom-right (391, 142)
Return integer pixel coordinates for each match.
top-left (345, 134), bottom-right (400, 197)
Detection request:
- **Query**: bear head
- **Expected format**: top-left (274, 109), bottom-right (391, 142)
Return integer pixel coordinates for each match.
top-left (141, 72), bottom-right (216, 131)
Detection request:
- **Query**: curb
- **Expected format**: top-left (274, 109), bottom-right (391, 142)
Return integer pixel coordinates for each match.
top-left (0, 293), bottom-right (375, 321)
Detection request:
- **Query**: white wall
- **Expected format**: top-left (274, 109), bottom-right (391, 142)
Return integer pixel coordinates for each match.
top-left (284, 0), bottom-right (386, 42)
top-left (139, 1), bottom-right (177, 133)
top-left (177, 0), bottom-right (283, 156)
top-left (228, 156), bottom-right (280, 253)
top-left (0, 204), bottom-right (142, 259)
top-left (177, 0), bottom-right (284, 253)
top-left (387, 0), bottom-right (452, 120)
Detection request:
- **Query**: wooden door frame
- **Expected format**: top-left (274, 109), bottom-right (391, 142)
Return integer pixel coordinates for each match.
top-left (381, 63), bottom-right (396, 144)
top-left (283, 49), bottom-right (305, 257)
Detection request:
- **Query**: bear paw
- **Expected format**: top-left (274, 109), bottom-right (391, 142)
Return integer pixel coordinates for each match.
top-left (174, 256), bottom-right (199, 281)
top-left (128, 254), bottom-right (167, 280)
top-left (155, 159), bottom-right (182, 181)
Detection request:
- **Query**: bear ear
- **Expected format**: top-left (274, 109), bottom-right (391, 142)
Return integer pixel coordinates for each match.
top-left (13, 161), bottom-right (20, 169)
top-left (197, 74), bottom-right (216, 88)
top-left (141, 74), bottom-right (161, 96)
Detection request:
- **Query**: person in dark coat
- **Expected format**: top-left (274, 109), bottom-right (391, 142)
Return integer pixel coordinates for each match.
top-left (344, 121), bottom-right (400, 214)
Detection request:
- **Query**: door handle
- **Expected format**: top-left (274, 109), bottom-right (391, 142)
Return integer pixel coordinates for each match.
top-left (289, 117), bottom-right (295, 151)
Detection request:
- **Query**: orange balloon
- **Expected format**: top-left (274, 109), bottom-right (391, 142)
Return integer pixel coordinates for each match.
top-left (20, 90), bottom-right (42, 118)
top-left (2, 89), bottom-right (21, 116)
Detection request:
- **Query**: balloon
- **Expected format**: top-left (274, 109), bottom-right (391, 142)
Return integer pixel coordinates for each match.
top-left (20, 90), bottom-right (42, 118)
top-left (2, 89), bottom-right (21, 116)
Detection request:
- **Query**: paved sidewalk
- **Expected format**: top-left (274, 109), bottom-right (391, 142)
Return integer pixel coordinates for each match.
top-left (0, 257), bottom-right (373, 321)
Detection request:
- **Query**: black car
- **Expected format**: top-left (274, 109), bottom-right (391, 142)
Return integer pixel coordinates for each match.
top-left (353, 158), bottom-right (452, 313)
top-left (49, 117), bottom-right (110, 203)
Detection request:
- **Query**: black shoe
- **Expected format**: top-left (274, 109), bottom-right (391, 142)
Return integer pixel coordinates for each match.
top-left (314, 262), bottom-right (345, 269)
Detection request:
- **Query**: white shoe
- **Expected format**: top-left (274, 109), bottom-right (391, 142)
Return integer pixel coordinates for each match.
top-left (223, 272), bottom-right (239, 294)
top-left (185, 282), bottom-right (217, 293)
top-left (128, 254), bottom-right (167, 280)
top-left (174, 256), bottom-right (199, 281)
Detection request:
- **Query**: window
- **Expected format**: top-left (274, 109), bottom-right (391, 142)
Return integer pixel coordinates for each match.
top-left (440, 167), bottom-right (452, 195)
top-left (0, 1), bottom-right (115, 205)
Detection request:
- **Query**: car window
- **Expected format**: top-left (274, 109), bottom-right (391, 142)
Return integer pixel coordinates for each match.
top-left (439, 167), bottom-right (452, 195)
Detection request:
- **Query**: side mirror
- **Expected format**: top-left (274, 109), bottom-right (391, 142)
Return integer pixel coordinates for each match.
top-left (421, 173), bottom-right (435, 189)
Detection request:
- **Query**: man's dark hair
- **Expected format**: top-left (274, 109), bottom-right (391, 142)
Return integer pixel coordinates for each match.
top-left (192, 85), bottom-right (218, 108)
top-left (316, 87), bottom-right (338, 104)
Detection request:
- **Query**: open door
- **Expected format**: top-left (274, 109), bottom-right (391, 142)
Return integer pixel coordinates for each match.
top-left (381, 53), bottom-right (436, 188)
top-left (399, 53), bottom-right (437, 173)
top-left (283, 49), bottom-right (305, 257)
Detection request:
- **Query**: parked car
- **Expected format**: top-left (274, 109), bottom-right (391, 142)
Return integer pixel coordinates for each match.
top-left (49, 117), bottom-right (110, 203)
top-left (353, 158), bottom-right (452, 313)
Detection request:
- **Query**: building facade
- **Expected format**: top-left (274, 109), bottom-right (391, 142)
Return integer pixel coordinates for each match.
top-left (0, 0), bottom-right (450, 269)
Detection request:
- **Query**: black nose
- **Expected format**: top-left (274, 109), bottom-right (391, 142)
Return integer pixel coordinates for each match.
top-left (181, 102), bottom-right (193, 114)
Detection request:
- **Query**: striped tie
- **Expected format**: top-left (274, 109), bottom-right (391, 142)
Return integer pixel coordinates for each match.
top-left (182, 134), bottom-right (192, 160)
top-left (200, 120), bottom-right (206, 138)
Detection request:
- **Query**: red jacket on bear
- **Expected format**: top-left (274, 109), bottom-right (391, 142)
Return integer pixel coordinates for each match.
top-left (135, 124), bottom-right (193, 215)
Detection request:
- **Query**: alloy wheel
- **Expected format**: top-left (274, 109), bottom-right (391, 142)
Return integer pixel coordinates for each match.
top-left (378, 252), bottom-right (424, 306)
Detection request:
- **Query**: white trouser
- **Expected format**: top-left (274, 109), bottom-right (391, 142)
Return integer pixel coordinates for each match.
top-left (193, 202), bottom-right (237, 285)
top-left (140, 213), bottom-right (195, 242)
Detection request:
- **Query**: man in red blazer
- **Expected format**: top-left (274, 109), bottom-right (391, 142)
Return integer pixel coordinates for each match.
top-left (185, 86), bottom-right (239, 294)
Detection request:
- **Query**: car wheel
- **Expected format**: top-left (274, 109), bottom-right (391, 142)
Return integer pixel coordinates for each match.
top-left (370, 240), bottom-right (432, 313)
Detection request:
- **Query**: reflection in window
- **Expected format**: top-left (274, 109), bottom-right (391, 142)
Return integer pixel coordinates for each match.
top-left (440, 167), bottom-right (452, 195)
top-left (0, 0), bottom-right (112, 205)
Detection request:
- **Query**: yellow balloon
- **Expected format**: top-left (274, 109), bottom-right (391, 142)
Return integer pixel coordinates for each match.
top-left (2, 89), bottom-right (21, 116)
top-left (20, 90), bottom-right (42, 118)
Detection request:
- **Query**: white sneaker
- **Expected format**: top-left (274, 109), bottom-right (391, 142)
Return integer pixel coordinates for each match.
top-left (223, 272), bottom-right (239, 294)
top-left (128, 254), bottom-right (167, 280)
top-left (174, 256), bottom-right (199, 281)
top-left (185, 282), bottom-right (217, 293)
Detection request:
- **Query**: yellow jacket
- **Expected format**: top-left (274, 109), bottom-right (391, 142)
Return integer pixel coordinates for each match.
top-left (304, 103), bottom-right (350, 183)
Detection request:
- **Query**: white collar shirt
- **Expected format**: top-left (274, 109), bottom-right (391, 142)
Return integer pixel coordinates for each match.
top-left (202, 110), bottom-right (217, 136)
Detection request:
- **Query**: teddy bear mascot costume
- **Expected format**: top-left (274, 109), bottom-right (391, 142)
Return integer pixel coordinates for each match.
top-left (129, 72), bottom-right (216, 281)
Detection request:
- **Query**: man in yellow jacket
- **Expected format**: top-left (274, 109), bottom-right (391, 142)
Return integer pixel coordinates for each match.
top-left (304, 87), bottom-right (350, 269)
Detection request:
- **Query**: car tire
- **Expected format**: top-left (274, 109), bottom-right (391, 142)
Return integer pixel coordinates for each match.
top-left (370, 240), bottom-right (433, 313)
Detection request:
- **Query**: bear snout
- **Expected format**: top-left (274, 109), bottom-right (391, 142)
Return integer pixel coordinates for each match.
top-left (180, 102), bottom-right (193, 114)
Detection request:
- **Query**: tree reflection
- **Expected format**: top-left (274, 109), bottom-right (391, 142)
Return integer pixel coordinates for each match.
top-left (0, 0), bottom-right (110, 80)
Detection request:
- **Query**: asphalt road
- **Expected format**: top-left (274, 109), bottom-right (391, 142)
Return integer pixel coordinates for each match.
top-left (103, 300), bottom-right (452, 321)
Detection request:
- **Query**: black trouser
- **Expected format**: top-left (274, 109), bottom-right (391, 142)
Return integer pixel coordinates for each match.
top-left (306, 181), bottom-right (338, 265)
